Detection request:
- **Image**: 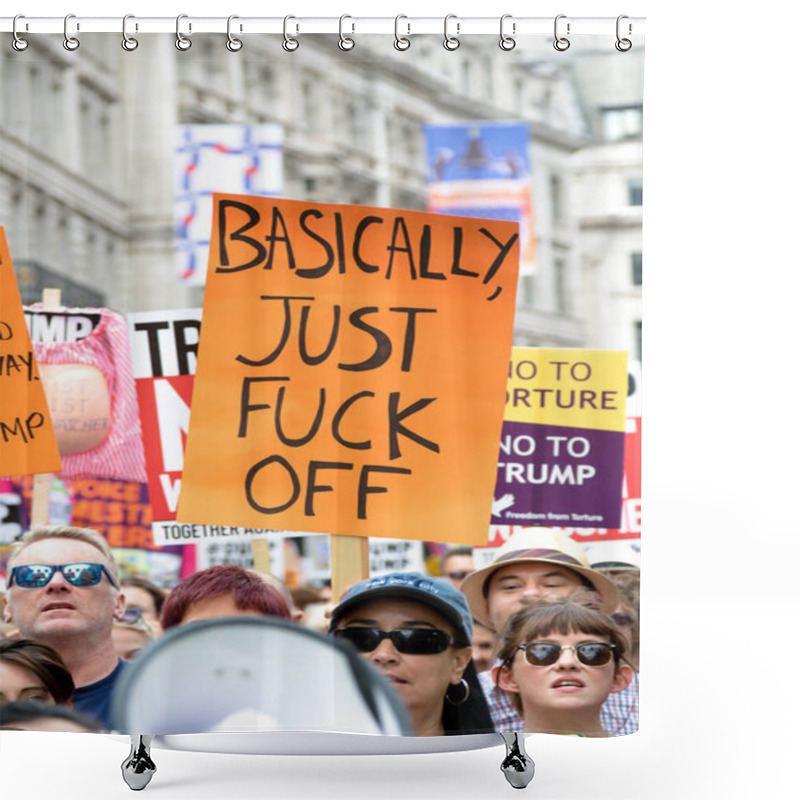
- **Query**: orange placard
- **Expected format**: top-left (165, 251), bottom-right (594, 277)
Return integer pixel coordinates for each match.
top-left (0, 228), bottom-right (62, 476)
top-left (177, 196), bottom-right (519, 544)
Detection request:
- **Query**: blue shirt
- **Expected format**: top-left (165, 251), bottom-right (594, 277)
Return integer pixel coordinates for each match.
top-left (71, 659), bottom-right (126, 730)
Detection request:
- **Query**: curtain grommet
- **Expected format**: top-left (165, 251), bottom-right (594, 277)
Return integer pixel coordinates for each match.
top-left (443, 14), bottom-right (460, 51)
top-left (63, 14), bottom-right (80, 51)
top-left (553, 14), bottom-right (570, 52)
top-left (175, 14), bottom-right (192, 51)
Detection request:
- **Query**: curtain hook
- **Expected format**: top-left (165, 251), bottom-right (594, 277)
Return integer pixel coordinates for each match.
top-left (443, 14), bottom-right (460, 51)
top-left (499, 14), bottom-right (516, 51)
top-left (339, 15), bottom-right (355, 50)
top-left (175, 14), bottom-right (192, 51)
top-left (63, 14), bottom-right (80, 51)
top-left (553, 14), bottom-right (570, 51)
top-left (394, 14), bottom-right (411, 51)
top-left (122, 14), bottom-right (139, 51)
top-left (12, 14), bottom-right (28, 52)
top-left (615, 15), bottom-right (632, 51)
top-left (283, 15), bottom-right (299, 51)
top-left (227, 15), bottom-right (243, 51)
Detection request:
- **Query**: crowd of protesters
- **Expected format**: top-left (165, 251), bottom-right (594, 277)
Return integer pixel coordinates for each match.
top-left (1, 524), bottom-right (639, 738)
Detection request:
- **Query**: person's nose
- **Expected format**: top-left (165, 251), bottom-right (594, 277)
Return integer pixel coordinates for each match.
top-left (369, 635), bottom-right (399, 665)
top-left (45, 570), bottom-right (71, 591)
top-left (521, 584), bottom-right (545, 599)
top-left (554, 646), bottom-right (580, 669)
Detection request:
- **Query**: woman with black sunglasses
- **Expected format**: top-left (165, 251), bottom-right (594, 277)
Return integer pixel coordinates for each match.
top-left (492, 592), bottom-right (633, 737)
top-left (329, 572), bottom-right (493, 736)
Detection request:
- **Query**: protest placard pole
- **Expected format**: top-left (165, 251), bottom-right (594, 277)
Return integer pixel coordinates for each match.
top-left (251, 538), bottom-right (271, 575)
top-left (29, 288), bottom-right (61, 526)
top-left (331, 535), bottom-right (369, 603)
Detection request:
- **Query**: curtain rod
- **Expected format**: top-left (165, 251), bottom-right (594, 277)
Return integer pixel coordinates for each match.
top-left (0, 16), bottom-right (646, 37)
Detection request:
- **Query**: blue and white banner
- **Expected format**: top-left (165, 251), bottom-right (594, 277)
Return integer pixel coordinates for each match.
top-left (174, 125), bottom-right (282, 285)
top-left (424, 122), bottom-right (536, 273)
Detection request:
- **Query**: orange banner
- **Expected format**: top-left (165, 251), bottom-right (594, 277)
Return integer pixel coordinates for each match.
top-left (0, 228), bottom-right (61, 477)
top-left (178, 195), bottom-right (519, 544)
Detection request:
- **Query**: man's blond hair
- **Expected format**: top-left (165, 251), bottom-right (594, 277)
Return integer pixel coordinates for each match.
top-left (8, 525), bottom-right (120, 586)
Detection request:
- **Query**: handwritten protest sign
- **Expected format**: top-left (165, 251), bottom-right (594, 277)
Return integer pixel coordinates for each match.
top-left (492, 348), bottom-right (628, 529)
top-left (22, 303), bottom-right (147, 483)
top-left (178, 195), bottom-right (519, 544)
top-left (0, 229), bottom-right (61, 476)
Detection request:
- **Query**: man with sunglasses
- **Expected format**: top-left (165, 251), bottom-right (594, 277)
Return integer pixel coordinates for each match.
top-left (459, 527), bottom-right (627, 734)
top-left (3, 525), bottom-right (128, 730)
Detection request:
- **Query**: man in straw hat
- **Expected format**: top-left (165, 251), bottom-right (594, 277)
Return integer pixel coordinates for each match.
top-left (460, 527), bottom-right (628, 733)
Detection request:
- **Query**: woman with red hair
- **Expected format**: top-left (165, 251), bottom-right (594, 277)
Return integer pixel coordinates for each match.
top-left (160, 565), bottom-right (292, 630)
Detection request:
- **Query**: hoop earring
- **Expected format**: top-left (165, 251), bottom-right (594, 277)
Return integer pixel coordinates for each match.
top-left (445, 678), bottom-right (470, 706)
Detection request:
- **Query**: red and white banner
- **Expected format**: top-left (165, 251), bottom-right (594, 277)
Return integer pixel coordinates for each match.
top-left (127, 308), bottom-right (273, 547)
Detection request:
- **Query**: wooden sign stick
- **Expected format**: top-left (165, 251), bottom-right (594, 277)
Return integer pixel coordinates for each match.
top-left (331, 534), bottom-right (369, 603)
top-left (251, 538), bottom-right (271, 575)
top-left (29, 288), bottom-right (61, 526)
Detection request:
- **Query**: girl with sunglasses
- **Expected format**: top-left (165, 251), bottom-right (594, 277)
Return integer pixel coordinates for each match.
top-left (329, 572), bottom-right (493, 736)
top-left (492, 593), bottom-right (632, 737)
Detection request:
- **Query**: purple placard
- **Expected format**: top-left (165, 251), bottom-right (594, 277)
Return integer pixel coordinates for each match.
top-left (492, 421), bottom-right (625, 528)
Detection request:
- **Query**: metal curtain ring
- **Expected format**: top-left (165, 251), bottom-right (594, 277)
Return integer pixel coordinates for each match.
top-left (339, 15), bottom-right (355, 50)
top-left (175, 14), bottom-right (192, 51)
top-left (12, 14), bottom-right (28, 51)
top-left (443, 14), bottom-right (460, 51)
top-left (227, 15), bottom-right (243, 51)
top-left (122, 14), bottom-right (139, 51)
top-left (283, 15), bottom-right (299, 51)
top-left (553, 14), bottom-right (570, 51)
top-left (63, 14), bottom-right (80, 51)
top-left (394, 14), bottom-right (410, 51)
top-left (499, 14), bottom-right (516, 51)
top-left (615, 15), bottom-right (632, 51)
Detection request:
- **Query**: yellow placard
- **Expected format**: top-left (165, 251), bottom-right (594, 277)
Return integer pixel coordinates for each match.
top-left (506, 348), bottom-right (628, 431)
top-left (178, 195), bottom-right (520, 544)
top-left (0, 228), bottom-right (62, 476)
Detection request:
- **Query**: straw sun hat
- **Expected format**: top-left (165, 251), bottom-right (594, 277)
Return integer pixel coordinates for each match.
top-left (460, 528), bottom-right (620, 627)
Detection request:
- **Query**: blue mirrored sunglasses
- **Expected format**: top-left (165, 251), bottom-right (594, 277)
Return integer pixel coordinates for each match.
top-left (119, 606), bottom-right (144, 624)
top-left (9, 562), bottom-right (118, 589)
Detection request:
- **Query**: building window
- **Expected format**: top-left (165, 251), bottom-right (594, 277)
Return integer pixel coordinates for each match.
top-left (550, 175), bottom-right (563, 222)
top-left (631, 252), bottom-right (642, 286)
top-left (513, 78), bottom-right (525, 112)
top-left (519, 274), bottom-right (535, 307)
top-left (246, 64), bottom-right (274, 112)
top-left (301, 76), bottom-right (321, 133)
top-left (554, 258), bottom-right (568, 313)
top-left (481, 58), bottom-right (494, 97)
top-left (634, 320), bottom-right (642, 362)
top-left (602, 105), bottom-right (643, 141)
top-left (628, 178), bottom-right (643, 206)
top-left (461, 61), bottom-right (473, 96)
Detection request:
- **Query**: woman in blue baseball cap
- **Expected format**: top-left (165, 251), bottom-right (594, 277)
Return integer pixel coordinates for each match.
top-left (329, 572), bottom-right (493, 736)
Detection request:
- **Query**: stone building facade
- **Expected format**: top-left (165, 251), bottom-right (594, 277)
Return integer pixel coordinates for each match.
top-left (0, 32), bottom-right (642, 356)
